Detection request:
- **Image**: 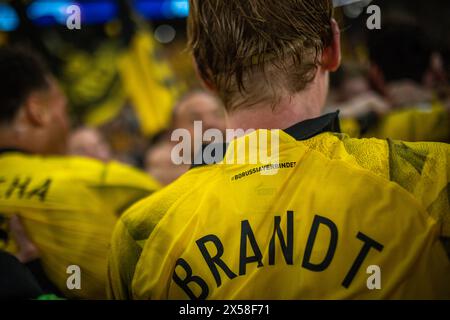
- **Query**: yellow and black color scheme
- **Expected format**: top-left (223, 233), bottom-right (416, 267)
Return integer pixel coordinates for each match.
top-left (340, 102), bottom-right (450, 143)
top-left (108, 112), bottom-right (450, 300)
top-left (0, 150), bottom-right (160, 299)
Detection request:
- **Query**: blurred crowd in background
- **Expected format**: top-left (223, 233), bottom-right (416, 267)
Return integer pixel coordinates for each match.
top-left (0, 0), bottom-right (449, 188)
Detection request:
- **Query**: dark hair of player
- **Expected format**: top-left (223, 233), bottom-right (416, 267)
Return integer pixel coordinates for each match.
top-left (0, 47), bottom-right (50, 124)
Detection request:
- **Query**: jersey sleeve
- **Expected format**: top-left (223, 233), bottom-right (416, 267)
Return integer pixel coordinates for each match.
top-left (107, 170), bottom-right (201, 299)
top-left (107, 194), bottom-right (168, 300)
top-left (340, 135), bottom-right (450, 238)
top-left (107, 218), bottom-right (142, 300)
top-left (387, 140), bottom-right (450, 238)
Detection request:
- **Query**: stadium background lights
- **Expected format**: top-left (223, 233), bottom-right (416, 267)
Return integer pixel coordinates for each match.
top-left (0, 0), bottom-right (189, 31)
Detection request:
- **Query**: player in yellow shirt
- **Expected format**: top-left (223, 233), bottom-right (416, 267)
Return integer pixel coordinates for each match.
top-left (108, 0), bottom-right (450, 300)
top-left (0, 47), bottom-right (160, 299)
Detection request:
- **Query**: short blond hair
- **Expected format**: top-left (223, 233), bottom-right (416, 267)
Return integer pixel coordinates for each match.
top-left (188, 0), bottom-right (334, 111)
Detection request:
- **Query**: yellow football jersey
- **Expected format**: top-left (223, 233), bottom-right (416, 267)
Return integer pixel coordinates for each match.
top-left (108, 113), bottom-right (450, 300)
top-left (368, 103), bottom-right (449, 142)
top-left (0, 150), bottom-right (160, 299)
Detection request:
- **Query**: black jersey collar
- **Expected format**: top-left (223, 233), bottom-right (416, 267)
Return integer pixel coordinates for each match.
top-left (0, 147), bottom-right (27, 155)
top-left (191, 111), bottom-right (341, 169)
top-left (284, 111), bottom-right (341, 141)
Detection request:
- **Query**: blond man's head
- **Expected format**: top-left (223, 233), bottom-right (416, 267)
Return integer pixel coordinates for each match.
top-left (187, 0), bottom-right (338, 112)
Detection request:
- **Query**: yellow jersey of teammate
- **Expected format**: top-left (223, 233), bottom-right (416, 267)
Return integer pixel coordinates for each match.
top-left (340, 102), bottom-right (450, 142)
top-left (108, 112), bottom-right (450, 300)
top-left (0, 149), bottom-right (160, 299)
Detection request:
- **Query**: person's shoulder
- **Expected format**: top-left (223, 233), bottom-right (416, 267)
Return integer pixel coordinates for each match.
top-left (53, 157), bottom-right (162, 212)
top-left (334, 132), bottom-right (388, 151)
top-left (0, 152), bottom-right (104, 181)
top-left (0, 152), bottom-right (105, 173)
top-left (22, 154), bottom-right (160, 190)
top-left (338, 133), bottom-right (449, 175)
top-left (119, 165), bottom-right (221, 241)
top-left (389, 139), bottom-right (450, 155)
top-left (302, 133), bottom-right (391, 181)
top-left (334, 132), bottom-right (449, 159)
top-left (95, 159), bottom-right (161, 191)
top-left (381, 138), bottom-right (449, 176)
top-left (340, 135), bottom-right (449, 210)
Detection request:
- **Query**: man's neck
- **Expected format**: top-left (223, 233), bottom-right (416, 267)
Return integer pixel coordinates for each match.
top-left (226, 90), bottom-right (324, 131)
top-left (0, 128), bottom-right (18, 149)
top-left (0, 126), bottom-right (34, 154)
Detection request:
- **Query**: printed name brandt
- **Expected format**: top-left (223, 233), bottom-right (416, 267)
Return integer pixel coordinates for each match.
top-left (172, 211), bottom-right (384, 300)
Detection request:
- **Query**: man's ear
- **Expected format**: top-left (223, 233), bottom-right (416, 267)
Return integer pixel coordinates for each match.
top-left (193, 57), bottom-right (217, 92)
top-left (201, 78), bottom-right (216, 92)
top-left (322, 19), bottom-right (341, 72)
top-left (23, 92), bottom-right (48, 127)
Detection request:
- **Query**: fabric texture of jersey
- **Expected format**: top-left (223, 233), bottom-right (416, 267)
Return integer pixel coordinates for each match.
top-left (108, 113), bottom-right (450, 300)
top-left (0, 152), bottom-right (160, 299)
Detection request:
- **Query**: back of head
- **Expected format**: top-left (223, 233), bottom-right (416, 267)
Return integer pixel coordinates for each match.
top-left (0, 47), bottom-right (50, 125)
top-left (0, 46), bottom-right (69, 155)
top-left (188, 0), bottom-right (334, 111)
